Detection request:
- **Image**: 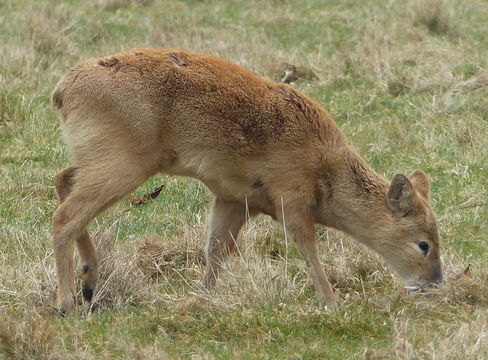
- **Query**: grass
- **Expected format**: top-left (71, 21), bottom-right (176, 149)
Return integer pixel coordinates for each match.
top-left (0, 0), bottom-right (487, 358)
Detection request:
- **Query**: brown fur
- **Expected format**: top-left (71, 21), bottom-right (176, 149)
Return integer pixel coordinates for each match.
top-left (51, 48), bottom-right (442, 313)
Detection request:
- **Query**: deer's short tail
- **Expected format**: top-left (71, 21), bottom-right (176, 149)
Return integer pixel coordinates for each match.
top-left (52, 67), bottom-right (82, 112)
top-left (52, 83), bottom-right (65, 110)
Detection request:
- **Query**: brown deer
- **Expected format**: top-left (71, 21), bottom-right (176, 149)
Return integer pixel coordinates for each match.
top-left (51, 48), bottom-right (442, 314)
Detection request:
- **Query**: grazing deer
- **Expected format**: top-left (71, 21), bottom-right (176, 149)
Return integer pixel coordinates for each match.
top-left (51, 48), bottom-right (442, 314)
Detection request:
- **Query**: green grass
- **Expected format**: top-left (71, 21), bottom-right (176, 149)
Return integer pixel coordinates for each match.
top-left (1, 0), bottom-right (487, 358)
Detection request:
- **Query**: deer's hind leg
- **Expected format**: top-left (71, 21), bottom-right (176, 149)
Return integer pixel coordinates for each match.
top-left (54, 167), bottom-right (98, 304)
top-left (52, 161), bottom-right (154, 314)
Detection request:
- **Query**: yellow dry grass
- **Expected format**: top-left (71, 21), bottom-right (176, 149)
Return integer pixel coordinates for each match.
top-left (0, 0), bottom-right (487, 358)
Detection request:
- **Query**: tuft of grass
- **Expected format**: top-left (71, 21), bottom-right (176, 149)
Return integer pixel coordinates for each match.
top-left (0, 311), bottom-right (57, 360)
top-left (97, 0), bottom-right (155, 12)
top-left (1, 0), bottom-right (487, 358)
top-left (411, 0), bottom-right (458, 37)
top-left (136, 236), bottom-right (205, 280)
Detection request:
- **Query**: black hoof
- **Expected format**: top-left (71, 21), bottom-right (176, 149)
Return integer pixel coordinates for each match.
top-left (59, 307), bottom-right (67, 316)
top-left (82, 264), bottom-right (90, 273)
top-left (82, 283), bottom-right (94, 302)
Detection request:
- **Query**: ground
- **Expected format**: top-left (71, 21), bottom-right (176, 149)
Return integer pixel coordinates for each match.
top-left (0, 0), bottom-right (487, 359)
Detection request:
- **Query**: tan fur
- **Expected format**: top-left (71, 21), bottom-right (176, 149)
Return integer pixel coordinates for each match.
top-left (51, 48), bottom-right (442, 313)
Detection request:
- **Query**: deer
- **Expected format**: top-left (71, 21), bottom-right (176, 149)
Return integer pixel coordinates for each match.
top-left (51, 48), bottom-right (443, 314)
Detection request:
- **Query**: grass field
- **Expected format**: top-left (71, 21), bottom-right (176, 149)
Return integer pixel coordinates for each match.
top-left (1, 0), bottom-right (487, 358)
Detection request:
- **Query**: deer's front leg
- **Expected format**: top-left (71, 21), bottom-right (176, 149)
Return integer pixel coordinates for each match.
top-left (287, 220), bottom-right (337, 310)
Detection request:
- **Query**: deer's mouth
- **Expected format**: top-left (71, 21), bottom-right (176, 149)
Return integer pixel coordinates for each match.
top-left (403, 277), bottom-right (426, 292)
top-left (404, 285), bottom-right (421, 291)
top-left (403, 276), bottom-right (444, 292)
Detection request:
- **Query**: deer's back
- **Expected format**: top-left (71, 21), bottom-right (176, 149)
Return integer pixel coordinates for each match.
top-left (55, 48), bottom-right (341, 152)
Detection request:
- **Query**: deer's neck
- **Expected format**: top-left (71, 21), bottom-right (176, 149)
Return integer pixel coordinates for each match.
top-left (315, 148), bottom-right (395, 246)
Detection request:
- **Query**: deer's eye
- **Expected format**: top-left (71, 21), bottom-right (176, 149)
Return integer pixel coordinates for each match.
top-left (418, 242), bottom-right (429, 256)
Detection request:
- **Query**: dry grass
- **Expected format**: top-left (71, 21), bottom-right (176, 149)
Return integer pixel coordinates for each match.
top-left (1, 214), bottom-right (487, 358)
top-left (411, 0), bottom-right (459, 37)
top-left (137, 236), bottom-right (204, 280)
top-left (1, 0), bottom-right (487, 358)
top-left (0, 311), bottom-right (57, 360)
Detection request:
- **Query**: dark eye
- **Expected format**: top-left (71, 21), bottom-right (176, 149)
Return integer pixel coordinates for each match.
top-left (418, 242), bottom-right (429, 256)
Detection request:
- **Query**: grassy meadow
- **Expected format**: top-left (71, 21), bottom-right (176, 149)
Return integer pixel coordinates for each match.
top-left (1, 0), bottom-right (487, 358)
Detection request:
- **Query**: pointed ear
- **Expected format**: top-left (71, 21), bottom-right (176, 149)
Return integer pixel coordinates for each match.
top-left (409, 170), bottom-right (430, 199)
top-left (388, 174), bottom-right (417, 216)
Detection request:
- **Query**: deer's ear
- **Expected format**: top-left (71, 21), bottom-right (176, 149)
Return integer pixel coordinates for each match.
top-left (409, 170), bottom-right (430, 199)
top-left (388, 174), bottom-right (418, 216)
